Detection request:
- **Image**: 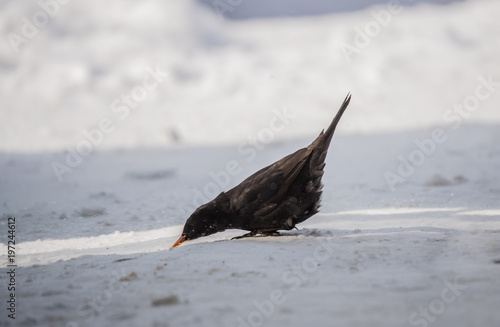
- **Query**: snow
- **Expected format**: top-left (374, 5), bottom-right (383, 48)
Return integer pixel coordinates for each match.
top-left (1, 0), bottom-right (500, 326)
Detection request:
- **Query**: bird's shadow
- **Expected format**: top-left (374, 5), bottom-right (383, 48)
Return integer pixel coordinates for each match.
top-left (226, 225), bottom-right (457, 242)
top-left (222, 228), bottom-right (346, 242)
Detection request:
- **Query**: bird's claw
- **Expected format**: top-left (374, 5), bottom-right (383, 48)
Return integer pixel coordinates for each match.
top-left (232, 230), bottom-right (280, 240)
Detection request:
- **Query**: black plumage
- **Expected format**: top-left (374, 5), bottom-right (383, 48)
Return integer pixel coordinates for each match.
top-left (172, 93), bottom-right (351, 247)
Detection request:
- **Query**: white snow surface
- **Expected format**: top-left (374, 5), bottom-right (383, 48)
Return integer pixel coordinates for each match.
top-left (1, 0), bottom-right (500, 326)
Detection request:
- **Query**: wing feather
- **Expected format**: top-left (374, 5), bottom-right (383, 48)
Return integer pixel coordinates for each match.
top-left (227, 147), bottom-right (312, 214)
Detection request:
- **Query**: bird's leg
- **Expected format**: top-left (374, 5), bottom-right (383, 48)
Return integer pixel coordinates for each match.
top-left (231, 230), bottom-right (281, 240)
top-left (231, 231), bottom-right (257, 240)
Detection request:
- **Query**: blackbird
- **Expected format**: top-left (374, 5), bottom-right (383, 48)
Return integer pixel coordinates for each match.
top-left (172, 93), bottom-right (351, 248)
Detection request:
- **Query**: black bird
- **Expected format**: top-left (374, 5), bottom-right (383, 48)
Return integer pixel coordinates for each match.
top-left (172, 93), bottom-right (351, 247)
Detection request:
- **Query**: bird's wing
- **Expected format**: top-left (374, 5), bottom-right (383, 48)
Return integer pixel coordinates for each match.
top-left (227, 146), bottom-right (313, 216)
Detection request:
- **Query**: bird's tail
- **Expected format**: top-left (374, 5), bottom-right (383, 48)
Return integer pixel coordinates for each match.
top-left (307, 93), bottom-right (351, 167)
top-left (322, 93), bottom-right (351, 148)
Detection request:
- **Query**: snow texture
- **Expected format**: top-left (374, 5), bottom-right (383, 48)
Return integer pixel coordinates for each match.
top-left (1, 0), bottom-right (500, 327)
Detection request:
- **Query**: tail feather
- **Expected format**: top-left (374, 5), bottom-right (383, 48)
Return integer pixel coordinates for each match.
top-left (308, 93), bottom-right (351, 168)
top-left (308, 93), bottom-right (351, 154)
top-left (323, 93), bottom-right (351, 148)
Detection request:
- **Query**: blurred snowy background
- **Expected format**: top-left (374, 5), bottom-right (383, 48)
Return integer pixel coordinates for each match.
top-left (1, 1), bottom-right (500, 327)
top-left (1, 0), bottom-right (499, 152)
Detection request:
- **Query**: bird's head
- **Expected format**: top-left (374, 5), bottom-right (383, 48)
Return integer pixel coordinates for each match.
top-left (171, 202), bottom-right (226, 248)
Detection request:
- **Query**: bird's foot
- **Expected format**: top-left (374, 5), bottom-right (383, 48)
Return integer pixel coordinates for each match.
top-left (232, 230), bottom-right (280, 240)
top-left (231, 231), bottom-right (257, 240)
